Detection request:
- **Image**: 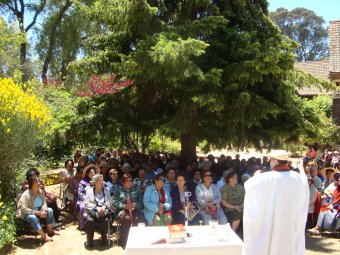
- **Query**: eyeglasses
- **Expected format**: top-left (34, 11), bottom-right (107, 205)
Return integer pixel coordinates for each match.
top-left (204, 174), bottom-right (212, 177)
top-left (110, 173), bottom-right (117, 176)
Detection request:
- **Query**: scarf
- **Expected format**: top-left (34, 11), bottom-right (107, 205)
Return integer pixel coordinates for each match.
top-left (273, 164), bottom-right (290, 172)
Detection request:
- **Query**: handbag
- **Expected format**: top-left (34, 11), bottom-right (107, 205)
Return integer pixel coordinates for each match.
top-left (188, 206), bottom-right (200, 221)
top-left (180, 205), bottom-right (200, 221)
top-left (88, 208), bottom-right (110, 222)
top-left (204, 205), bottom-right (217, 217)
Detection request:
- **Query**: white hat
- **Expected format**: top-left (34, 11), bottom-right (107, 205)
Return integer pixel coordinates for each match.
top-left (268, 150), bottom-right (289, 161)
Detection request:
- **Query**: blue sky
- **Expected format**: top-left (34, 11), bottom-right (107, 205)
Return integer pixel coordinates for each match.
top-left (268, 0), bottom-right (340, 26)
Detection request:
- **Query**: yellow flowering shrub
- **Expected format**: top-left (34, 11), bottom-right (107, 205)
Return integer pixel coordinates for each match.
top-left (0, 77), bottom-right (50, 129)
top-left (0, 78), bottom-right (51, 249)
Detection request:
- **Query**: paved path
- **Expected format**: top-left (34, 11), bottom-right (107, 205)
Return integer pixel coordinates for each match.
top-left (9, 211), bottom-right (340, 255)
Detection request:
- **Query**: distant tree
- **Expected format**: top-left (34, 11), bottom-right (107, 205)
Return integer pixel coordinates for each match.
top-left (270, 7), bottom-right (329, 61)
top-left (0, 17), bottom-right (24, 77)
top-left (0, 0), bottom-right (48, 81)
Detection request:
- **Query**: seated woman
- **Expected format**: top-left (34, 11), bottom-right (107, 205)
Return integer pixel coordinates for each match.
top-left (143, 174), bottom-right (173, 226)
top-left (113, 174), bottom-right (144, 248)
top-left (307, 172), bottom-right (340, 235)
top-left (78, 165), bottom-right (95, 232)
top-left (220, 171), bottom-right (245, 231)
top-left (68, 166), bottom-right (83, 213)
top-left (84, 174), bottom-right (111, 247)
top-left (16, 175), bottom-right (59, 242)
top-left (195, 170), bottom-right (228, 225)
top-left (171, 173), bottom-right (202, 225)
top-left (18, 168), bottom-right (60, 224)
top-left (133, 167), bottom-right (148, 193)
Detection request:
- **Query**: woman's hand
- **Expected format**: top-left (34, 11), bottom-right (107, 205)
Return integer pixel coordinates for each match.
top-left (97, 206), bottom-right (106, 216)
top-left (158, 203), bottom-right (164, 215)
top-left (234, 205), bottom-right (243, 212)
top-left (38, 210), bottom-right (47, 218)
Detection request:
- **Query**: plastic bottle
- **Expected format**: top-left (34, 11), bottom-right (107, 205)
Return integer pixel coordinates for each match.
top-left (226, 223), bottom-right (231, 241)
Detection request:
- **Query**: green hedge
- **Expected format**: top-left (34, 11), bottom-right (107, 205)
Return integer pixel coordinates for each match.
top-left (0, 197), bottom-right (16, 250)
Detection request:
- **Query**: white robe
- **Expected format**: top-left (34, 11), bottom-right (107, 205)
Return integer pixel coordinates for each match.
top-left (243, 170), bottom-right (309, 255)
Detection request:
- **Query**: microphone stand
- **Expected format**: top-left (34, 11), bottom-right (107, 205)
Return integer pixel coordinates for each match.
top-left (184, 186), bottom-right (192, 227)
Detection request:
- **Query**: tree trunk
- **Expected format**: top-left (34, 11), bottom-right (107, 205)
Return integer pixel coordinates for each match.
top-left (20, 42), bottom-right (28, 82)
top-left (180, 104), bottom-right (199, 161)
top-left (42, 0), bottom-right (72, 83)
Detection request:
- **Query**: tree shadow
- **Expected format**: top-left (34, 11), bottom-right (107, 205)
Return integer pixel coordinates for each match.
top-left (306, 232), bottom-right (340, 253)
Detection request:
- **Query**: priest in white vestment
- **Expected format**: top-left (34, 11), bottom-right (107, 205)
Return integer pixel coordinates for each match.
top-left (243, 150), bottom-right (309, 255)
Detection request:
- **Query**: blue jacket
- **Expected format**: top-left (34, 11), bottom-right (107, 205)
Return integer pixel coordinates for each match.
top-left (143, 184), bottom-right (172, 225)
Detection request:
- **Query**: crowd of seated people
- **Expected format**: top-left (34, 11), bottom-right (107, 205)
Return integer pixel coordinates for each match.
top-left (16, 146), bottom-right (340, 248)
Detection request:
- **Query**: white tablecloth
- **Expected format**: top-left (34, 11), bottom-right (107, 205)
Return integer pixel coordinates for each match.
top-left (125, 225), bottom-right (244, 255)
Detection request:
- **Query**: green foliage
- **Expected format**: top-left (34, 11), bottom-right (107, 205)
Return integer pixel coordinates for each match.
top-left (0, 198), bottom-right (16, 250)
top-left (28, 80), bottom-right (85, 158)
top-left (0, 17), bottom-right (24, 77)
top-left (287, 144), bottom-right (307, 158)
top-left (270, 7), bottom-right (329, 61)
top-left (147, 134), bottom-right (181, 154)
top-left (302, 95), bottom-right (339, 146)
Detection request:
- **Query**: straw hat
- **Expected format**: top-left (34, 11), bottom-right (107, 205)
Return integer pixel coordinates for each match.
top-left (267, 150), bottom-right (289, 161)
top-left (320, 167), bottom-right (336, 177)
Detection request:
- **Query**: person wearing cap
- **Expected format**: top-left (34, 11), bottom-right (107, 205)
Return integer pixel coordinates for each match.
top-left (307, 171), bottom-right (340, 235)
top-left (243, 150), bottom-right (309, 255)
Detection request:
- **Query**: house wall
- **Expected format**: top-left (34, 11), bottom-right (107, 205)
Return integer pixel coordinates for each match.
top-left (330, 21), bottom-right (340, 125)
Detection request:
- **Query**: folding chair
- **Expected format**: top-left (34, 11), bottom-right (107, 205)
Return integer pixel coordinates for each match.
top-left (85, 211), bottom-right (112, 247)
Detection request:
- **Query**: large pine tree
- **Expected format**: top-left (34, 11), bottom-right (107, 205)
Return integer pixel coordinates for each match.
top-left (70, 0), bottom-right (330, 159)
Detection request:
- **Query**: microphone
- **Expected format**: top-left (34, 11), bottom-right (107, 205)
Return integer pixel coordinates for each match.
top-left (184, 185), bottom-right (192, 228)
top-left (184, 185), bottom-right (192, 200)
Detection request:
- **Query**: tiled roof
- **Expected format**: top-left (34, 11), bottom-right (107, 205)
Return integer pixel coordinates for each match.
top-left (294, 60), bottom-right (331, 96)
top-left (295, 60), bottom-right (330, 79)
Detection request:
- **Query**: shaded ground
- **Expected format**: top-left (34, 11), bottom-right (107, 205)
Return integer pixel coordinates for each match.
top-left (7, 211), bottom-right (340, 255)
top-left (9, 211), bottom-right (124, 255)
